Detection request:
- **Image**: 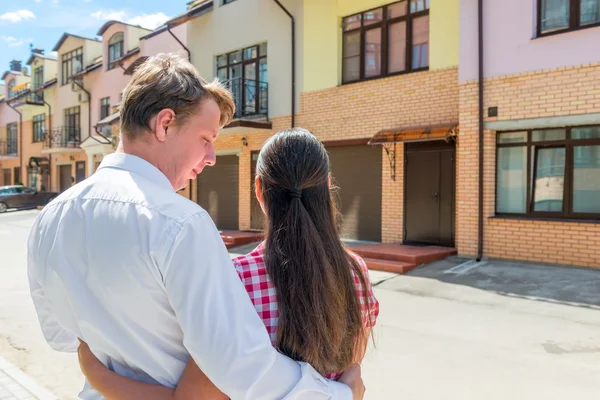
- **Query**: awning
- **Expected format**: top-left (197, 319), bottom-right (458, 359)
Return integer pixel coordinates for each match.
top-left (368, 122), bottom-right (459, 146)
top-left (96, 111), bottom-right (120, 127)
top-left (28, 157), bottom-right (50, 168)
top-left (123, 56), bottom-right (149, 75)
top-left (166, 0), bottom-right (213, 28)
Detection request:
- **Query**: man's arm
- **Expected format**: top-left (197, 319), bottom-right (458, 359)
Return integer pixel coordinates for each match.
top-left (27, 216), bottom-right (79, 353)
top-left (162, 212), bottom-right (353, 400)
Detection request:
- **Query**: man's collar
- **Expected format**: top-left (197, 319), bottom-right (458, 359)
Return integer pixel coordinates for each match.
top-left (97, 153), bottom-right (174, 191)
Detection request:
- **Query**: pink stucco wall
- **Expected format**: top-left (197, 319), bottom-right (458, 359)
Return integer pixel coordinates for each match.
top-left (460, 0), bottom-right (600, 82)
top-left (140, 24), bottom-right (188, 58)
top-left (0, 73), bottom-right (19, 126)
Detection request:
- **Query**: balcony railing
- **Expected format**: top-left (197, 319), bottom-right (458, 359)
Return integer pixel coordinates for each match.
top-left (43, 127), bottom-right (81, 150)
top-left (8, 82), bottom-right (44, 106)
top-left (226, 78), bottom-right (268, 119)
top-left (0, 139), bottom-right (18, 156)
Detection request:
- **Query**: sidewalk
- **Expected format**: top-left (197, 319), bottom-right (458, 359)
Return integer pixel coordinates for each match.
top-left (0, 356), bottom-right (57, 400)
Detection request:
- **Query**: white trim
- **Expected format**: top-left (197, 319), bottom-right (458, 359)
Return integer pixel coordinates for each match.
top-left (485, 113), bottom-right (600, 131)
top-left (0, 355), bottom-right (58, 400)
top-left (216, 148), bottom-right (243, 156)
top-left (54, 162), bottom-right (73, 166)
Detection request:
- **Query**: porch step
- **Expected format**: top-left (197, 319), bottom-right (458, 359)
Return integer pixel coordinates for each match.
top-left (362, 258), bottom-right (417, 274)
top-left (220, 230), bottom-right (264, 249)
top-left (351, 244), bottom-right (457, 265)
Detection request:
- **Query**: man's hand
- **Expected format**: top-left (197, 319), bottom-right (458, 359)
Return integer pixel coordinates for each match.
top-left (338, 363), bottom-right (365, 400)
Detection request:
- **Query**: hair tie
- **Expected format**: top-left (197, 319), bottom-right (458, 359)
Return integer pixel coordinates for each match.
top-left (287, 188), bottom-right (302, 199)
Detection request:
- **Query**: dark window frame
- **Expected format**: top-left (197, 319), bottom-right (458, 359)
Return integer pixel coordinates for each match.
top-left (108, 32), bottom-right (124, 70)
top-left (32, 114), bottom-right (46, 143)
top-left (7, 79), bottom-right (16, 99)
top-left (100, 97), bottom-right (111, 120)
top-left (6, 123), bottom-right (18, 155)
top-left (33, 66), bottom-right (44, 90)
top-left (64, 106), bottom-right (81, 131)
top-left (61, 47), bottom-right (83, 86)
top-left (342, 0), bottom-right (430, 85)
top-left (223, 0), bottom-right (237, 4)
top-left (537, 0), bottom-right (600, 37)
top-left (495, 125), bottom-right (600, 220)
top-left (216, 43), bottom-right (268, 118)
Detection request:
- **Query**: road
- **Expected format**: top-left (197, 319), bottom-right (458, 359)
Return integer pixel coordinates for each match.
top-left (1, 210), bottom-right (599, 399)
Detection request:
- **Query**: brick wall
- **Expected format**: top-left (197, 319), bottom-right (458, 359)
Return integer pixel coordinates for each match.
top-left (457, 62), bottom-right (600, 267)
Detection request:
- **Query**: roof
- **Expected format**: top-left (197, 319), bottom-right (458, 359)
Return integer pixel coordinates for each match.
top-left (53, 33), bottom-right (100, 52)
top-left (1, 70), bottom-right (21, 80)
top-left (123, 56), bottom-right (149, 75)
top-left (26, 52), bottom-right (57, 66)
top-left (165, 0), bottom-right (213, 28)
top-left (96, 111), bottom-right (120, 126)
top-left (97, 20), bottom-right (152, 36)
top-left (369, 122), bottom-right (459, 145)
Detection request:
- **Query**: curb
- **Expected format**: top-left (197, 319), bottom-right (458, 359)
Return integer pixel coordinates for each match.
top-left (0, 356), bottom-right (58, 400)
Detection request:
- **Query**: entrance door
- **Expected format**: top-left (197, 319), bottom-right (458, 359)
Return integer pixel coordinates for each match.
top-left (196, 155), bottom-right (239, 230)
top-left (76, 161), bottom-right (86, 183)
top-left (250, 152), bottom-right (264, 230)
top-left (59, 165), bottom-right (72, 192)
top-left (2, 169), bottom-right (10, 186)
top-left (328, 145), bottom-right (382, 242)
top-left (404, 141), bottom-right (455, 246)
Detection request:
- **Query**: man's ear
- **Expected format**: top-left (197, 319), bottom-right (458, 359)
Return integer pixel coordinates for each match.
top-left (153, 109), bottom-right (176, 142)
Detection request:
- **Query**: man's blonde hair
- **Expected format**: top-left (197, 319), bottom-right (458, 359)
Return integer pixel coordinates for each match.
top-left (120, 53), bottom-right (235, 140)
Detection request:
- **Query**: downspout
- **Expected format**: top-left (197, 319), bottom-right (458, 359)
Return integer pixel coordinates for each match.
top-left (6, 101), bottom-right (23, 184)
top-left (167, 24), bottom-right (193, 200)
top-left (476, 0), bottom-right (484, 262)
top-left (273, 0), bottom-right (295, 128)
top-left (72, 79), bottom-right (94, 142)
top-left (44, 97), bottom-right (52, 191)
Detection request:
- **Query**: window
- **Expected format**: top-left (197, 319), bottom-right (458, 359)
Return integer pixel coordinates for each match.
top-left (100, 97), bottom-right (111, 120)
top-left (496, 126), bottom-right (600, 219)
top-left (342, 0), bottom-right (429, 84)
top-left (33, 67), bottom-right (44, 90)
top-left (7, 123), bottom-right (18, 155)
top-left (61, 48), bottom-right (83, 85)
top-left (538, 0), bottom-right (600, 35)
top-left (108, 32), bottom-right (124, 70)
top-left (216, 43), bottom-right (268, 118)
top-left (64, 106), bottom-right (81, 131)
top-left (33, 114), bottom-right (46, 143)
top-left (7, 79), bottom-right (15, 99)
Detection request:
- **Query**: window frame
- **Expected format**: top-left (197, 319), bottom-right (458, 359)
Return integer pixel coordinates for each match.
top-left (536, 0), bottom-right (600, 37)
top-left (341, 0), bottom-right (430, 85)
top-left (100, 97), bottom-right (111, 120)
top-left (6, 123), bottom-right (18, 155)
top-left (32, 114), bottom-right (46, 143)
top-left (7, 79), bottom-right (16, 99)
top-left (108, 32), bottom-right (124, 70)
top-left (495, 125), bottom-right (600, 220)
top-left (61, 47), bottom-right (83, 86)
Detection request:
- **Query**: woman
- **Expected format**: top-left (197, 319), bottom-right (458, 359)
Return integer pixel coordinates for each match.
top-left (77, 128), bottom-right (379, 399)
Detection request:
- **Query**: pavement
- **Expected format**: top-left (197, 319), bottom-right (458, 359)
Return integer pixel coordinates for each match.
top-left (1, 210), bottom-right (600, 399)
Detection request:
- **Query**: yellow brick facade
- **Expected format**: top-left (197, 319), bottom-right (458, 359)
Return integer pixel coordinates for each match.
top-left (457, 62), bottom-right (600, 267)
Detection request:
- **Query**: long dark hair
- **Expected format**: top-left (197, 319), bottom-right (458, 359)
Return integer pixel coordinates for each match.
top-left (256, 128), bottom-right (371, 375)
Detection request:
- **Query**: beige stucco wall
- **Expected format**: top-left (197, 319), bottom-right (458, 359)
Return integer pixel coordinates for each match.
top-left (127, 25), bottom-right (152, 52)
top-left (187, 0), bottom-right (304, 118)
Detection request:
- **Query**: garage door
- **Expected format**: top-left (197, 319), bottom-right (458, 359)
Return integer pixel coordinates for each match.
top-left (196, 155), bottom-right (239, 230)
top-left (327, 145), bottom-right (382, 242)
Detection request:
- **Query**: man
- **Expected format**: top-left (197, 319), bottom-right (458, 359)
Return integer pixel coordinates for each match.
top-left (27, 53), bottom-right (364, 399)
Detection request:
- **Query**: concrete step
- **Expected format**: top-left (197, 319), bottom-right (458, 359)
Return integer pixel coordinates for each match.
top-left (362, 257), bottom-right (418, 274)
top-left (352, 244), bottom-right (456, 265)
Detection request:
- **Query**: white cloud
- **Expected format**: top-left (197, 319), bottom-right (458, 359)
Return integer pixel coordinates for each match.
top-left (52, 0), bottom-right (59, 3)
top-left (128, 12), bottom-right (169, 29)
top-left (35, 0), bottom-right (42, 3)
top-left (0, 10), bottom-right (36, 23)
top-left (1, 36), bottom-right (25, 47)
top-left (91, 9), bottom-right (169, 30)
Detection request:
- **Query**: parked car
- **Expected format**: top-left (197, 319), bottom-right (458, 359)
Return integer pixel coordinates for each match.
top-left (0, 185), bottom-right (58, 213)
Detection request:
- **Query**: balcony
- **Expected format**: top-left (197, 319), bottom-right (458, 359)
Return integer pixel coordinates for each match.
top-left (42, 127), bottom-right (81, 153)
top-left (223, 77), bottom-right (271, 133)
top-left (7, 82), bottom-right (44, 106)
top-left (0, 139), bottom-right (18, 158)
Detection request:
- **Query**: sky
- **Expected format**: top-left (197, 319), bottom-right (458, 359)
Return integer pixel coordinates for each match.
top-left (0, 0), bottom-right (183, 83)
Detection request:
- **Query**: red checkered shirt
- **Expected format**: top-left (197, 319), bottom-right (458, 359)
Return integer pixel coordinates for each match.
top-left (232, 242), bottom-right (380, 380)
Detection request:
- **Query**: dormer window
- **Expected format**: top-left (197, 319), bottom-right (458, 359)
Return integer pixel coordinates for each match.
top-left (7, 79), bottom-right (15, 99)
top-left (108, 32), bottom-right (124, 70)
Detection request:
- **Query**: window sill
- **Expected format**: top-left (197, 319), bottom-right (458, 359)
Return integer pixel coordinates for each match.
top-left (341, 67), bottom-right (429, 87)
top-left (533, 21), bottom-right (600, 40)
top-left (489, 215), bottom-right (600, 224)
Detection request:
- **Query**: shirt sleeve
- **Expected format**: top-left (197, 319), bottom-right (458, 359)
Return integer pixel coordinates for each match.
top-left (351, 253), bottom-right (380, 328)
top-left (27, 216), bottom-right (80, 353)
top-left (162, 212), bottom-right (352, 400)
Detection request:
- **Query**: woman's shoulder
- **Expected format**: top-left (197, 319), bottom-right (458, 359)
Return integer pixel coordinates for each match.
top-left (232, 242), bottom-right (268, 279)
top-left (345, 249), bottom-right (369, 273)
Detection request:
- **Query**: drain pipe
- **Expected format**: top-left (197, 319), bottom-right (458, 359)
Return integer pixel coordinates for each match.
top-left (273, 0), bottom-right (295, 128)
top-left (72, 79), bottom-right (95, 143)
top-left (476, 0), bottom-right (484, 262)
top-left (167, 24), bottom-right (193, 200)
top-left (6, 101), bottom-right (23, 183)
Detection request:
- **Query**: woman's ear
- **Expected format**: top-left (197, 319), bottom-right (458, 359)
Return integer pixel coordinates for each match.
top-left (255, 176), bottom-right (264, 204)
top-left (328, 175), bottom-right (332, 188)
